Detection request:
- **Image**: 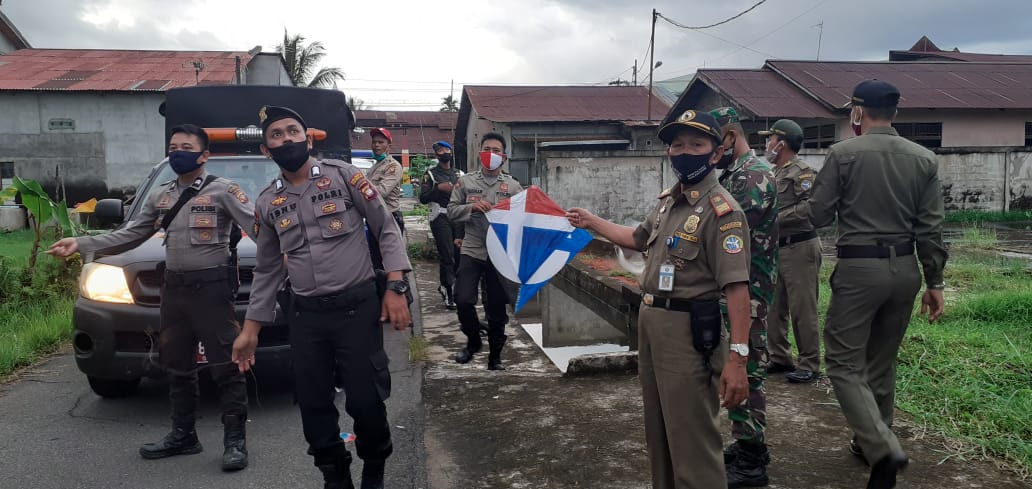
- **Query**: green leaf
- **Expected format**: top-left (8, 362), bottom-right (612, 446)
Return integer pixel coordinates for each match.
top-left (52, 200), bottom-right (73, 237)
top-left (0, 186), bottom-right (17, 202)
top-left (12, 176), bottom-right (49, 199)
top-left (20, 193), bottom-right (52, 226)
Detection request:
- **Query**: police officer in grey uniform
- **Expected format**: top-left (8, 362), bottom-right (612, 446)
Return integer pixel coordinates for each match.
top-left (419, 141), bottom-right (461, 309)
top-left (448, 132), bottom-right (523, 370)
top-left (232, 106), bottom-right (411, 489)
top-left (800, 79), bottom-right (947, 489)
top-left (49, 124), bottom-right (253, 471)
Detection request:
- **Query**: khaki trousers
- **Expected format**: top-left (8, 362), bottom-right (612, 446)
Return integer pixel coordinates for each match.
top-left (824, 254), bottom-right (921, 464)
top-left (768, 238), bottom-right (822, 371)
top-left (638, 305), bottom-right (728, 489)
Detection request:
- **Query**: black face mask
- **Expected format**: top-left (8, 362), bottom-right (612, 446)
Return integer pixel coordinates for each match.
top-left (716, 135), bottom-right (736, 169)
top-left (268, 140), bottom-right (310, 172)
top-left (438, 153), bottom-right (453, 164)
top-left (670, 152), bottom-right (716, 186)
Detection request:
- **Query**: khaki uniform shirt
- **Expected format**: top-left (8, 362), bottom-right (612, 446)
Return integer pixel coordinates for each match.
top-left (632, 172), bottom-right (752, 300)
top-left (245, 160), bottom-right (412, 323)
top-left (801, 126), bottom-right (948, 286)
top-left (76, 173), bottom-right (254, 272)
top-left (447, 171), bottom-right (523, 262)
top-left (774, 156), bottom-right (817, 237)
top-left (367, 155), bottom-right (403, 213)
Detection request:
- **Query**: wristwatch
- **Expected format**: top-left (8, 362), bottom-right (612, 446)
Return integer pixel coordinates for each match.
top-left (729, 343), bottom-right (749, 357)
top-left (928, 282), bottom-right (945, 290)
top-left (386, 280), bottom-right (410, 296)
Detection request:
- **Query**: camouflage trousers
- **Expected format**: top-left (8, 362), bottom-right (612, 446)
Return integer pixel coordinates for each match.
top-left (721, 300), bottom-right (769, 445)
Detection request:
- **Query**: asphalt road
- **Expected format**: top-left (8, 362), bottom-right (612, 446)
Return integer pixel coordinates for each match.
top-left (0, 293), bottom-right (427, 489)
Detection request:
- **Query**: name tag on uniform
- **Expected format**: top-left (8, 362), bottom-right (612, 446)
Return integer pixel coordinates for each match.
top-left (658, 262), bottom-right (675, 292)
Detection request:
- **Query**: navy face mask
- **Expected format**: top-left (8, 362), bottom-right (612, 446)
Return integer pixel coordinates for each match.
top-left (670, 152), bottom-right (715, 186)
top-left (168, 151), bottom-right (204, 175)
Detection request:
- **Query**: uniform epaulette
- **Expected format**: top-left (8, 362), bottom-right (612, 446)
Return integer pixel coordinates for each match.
top-left (320, 158), bottom-right (348, 168)
top-left (160, 178), bottom-right (176, 188)
top-left (258, 178), bottom-right (278, 196)
top-left (710, 194), bottom-right (733, 217)
top-left (657, 187), bottom-right (674, 199)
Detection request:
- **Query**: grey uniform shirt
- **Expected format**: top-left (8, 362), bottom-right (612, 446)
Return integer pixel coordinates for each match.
top-left (367, 155), bottom-right (403, 214)
top-left (447, 171), bottom-right (523, 262)
top-left (76, 173), bottom-right (255, 272)
top-left (245, 159), bottom-right (412, 324)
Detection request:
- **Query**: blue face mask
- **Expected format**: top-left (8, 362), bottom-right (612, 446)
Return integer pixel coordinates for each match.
top-left (168, 151), bottom-right (204, 175)
top-left (670, 152), bottom-right (715, 186)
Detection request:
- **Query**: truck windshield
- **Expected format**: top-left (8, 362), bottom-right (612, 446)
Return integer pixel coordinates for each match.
top-left (128, 157), bottom-right (282, 220)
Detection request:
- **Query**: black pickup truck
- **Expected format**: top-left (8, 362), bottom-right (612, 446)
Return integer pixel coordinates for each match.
top-left (72, 85), bottom-right (355, 397)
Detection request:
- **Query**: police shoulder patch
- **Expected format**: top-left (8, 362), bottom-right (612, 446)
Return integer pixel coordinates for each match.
top-left (800, 179), bottom-right (813, 191)
top-left (719, 221), bottom-right (743, 232)
top-left (657, 187), bottom-right (673, 199)
top-left (723, 234), bottom-right (744, 254)
top-left (710, 194), bottom-right (732, 217)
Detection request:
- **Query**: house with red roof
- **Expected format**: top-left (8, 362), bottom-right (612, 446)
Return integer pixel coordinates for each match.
top-left (0, 46), bottom-right (290, 202)
top-left (665, 37), bottom-right (1032, 211)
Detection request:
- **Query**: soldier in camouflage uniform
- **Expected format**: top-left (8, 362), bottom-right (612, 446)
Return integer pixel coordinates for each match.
top-left (711, 107), bottom-right (779, 488)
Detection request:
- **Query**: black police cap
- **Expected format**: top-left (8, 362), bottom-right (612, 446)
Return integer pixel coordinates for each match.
top-left (259, 105), bottom-right (308, 133)
top-left (658, 110), bottom-right (724, 146)
top-left (850, 79), bottom-right (900, 108)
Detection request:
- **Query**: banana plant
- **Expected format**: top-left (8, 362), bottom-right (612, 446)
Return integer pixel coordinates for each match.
top-left (0, 177), bottom-right (75, 276)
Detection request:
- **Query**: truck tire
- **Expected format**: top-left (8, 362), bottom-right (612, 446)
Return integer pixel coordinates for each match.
top-left (87, 376), bottom-right (141, 398)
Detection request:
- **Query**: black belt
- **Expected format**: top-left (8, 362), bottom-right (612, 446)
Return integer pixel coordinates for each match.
top-left (837, 242), bottom-right (914, 259)
top-left (164, 267), bottom-right (230, 287)
top-left (293, 279), bottom-right (377, 312)
top-left (641, 293), bottom-right (695, 313)
top-left (779, 230), bottom-right (817, 247)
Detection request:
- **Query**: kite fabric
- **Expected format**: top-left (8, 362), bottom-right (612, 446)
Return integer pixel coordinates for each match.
top-left (485, 186), bottom-right (593, 312)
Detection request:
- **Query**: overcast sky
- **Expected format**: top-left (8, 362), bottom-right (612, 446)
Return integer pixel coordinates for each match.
top-left (3, 0), bottom-right (1031, 110)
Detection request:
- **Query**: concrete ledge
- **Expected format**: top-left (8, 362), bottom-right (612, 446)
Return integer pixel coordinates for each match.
top-left (564, 351), bottom-right (638, 377)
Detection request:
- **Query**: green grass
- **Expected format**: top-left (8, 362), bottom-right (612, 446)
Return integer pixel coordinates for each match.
top-left (946, 210), bottom-right (1032, 223)
top-left (408, 335), bottom-right (429, 362)
top-left (407, 240), bottom-right (438, 261)
top-left (609, 270), bottom-right (635, 279)
top-left (402, 204), bottom-right (429, 217)
top-left (0, 230), bottom-right (37, 268)
top-left (807, 249), bottom-right (1032, 473)
top-left (0, 298), bottom-right (74, 377)
top-left (959, 226), bottom-right (999, 249)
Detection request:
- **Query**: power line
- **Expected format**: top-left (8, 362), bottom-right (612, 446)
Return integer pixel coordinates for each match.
top-left (657, 0), bottom-right (768, 30)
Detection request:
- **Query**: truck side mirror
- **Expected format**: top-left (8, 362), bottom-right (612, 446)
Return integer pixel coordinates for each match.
top-left (94, 198), bottom-right (125, 225)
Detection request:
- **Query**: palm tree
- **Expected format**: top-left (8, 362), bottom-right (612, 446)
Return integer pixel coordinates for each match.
top-left (347, 96), bottom-right (366, 111)
top-left (440, 94), bottom-right (459, 112)
top-left (277, 29), bottom-right (346, 88)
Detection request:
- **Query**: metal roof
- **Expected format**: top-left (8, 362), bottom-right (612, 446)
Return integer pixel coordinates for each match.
top-left (350, 111), bottom-right (457, 155)
top-left (700, 69), bottom-right (836, 119)
top-left (463, 85), bottom-right (670, 123)
top-left (0, 48), bottom-right (254, 91)
top-left (766, 60), bottom-right (1032, 110)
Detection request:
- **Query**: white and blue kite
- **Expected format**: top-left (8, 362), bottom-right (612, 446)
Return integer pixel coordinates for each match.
top-left (485, 186), bottom-right (593, 312)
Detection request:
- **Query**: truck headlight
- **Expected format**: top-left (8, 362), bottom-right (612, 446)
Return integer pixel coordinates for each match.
top-left (79, 263), bottom-right (134, 304)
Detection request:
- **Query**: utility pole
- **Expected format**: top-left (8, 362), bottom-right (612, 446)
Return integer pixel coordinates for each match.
top-left (633, 59), bottom-right (638, 85)
top-left (648, 8), bottom-right (657, 121)
top-left (812, 20), bottom-right (824, 62)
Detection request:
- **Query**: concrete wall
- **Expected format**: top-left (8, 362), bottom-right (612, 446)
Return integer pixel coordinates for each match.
top-left (245, 54), bottom-right (292, 86)
top-left (0, 91), bottom-right (165, 202)
top-left (542, 150), bottom-right (668, 225)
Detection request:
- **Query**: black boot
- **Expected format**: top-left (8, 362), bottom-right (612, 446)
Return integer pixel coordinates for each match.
top-left (487, 335), bottom-right (507, 371)
top-left (315, 446), bottom-right (355, 489)
top-left (444, 286), bottom-right (457, 310)
top-left (454, 339), bottom-right (482, 364)
top-left (724, 440), bottom-right (771, 465)
top-left (221, 414), bottom-right (248, 471)
top-left (360, 459), bottom-right (385, 489)
top-left (139, 424), bottom-right (203, 460)
top-left (725, 442), bottom-right (769, 488)
top-left (867, 453), bottom-right (908, 489)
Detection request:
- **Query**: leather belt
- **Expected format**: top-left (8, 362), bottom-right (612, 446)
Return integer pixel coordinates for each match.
top-left (641, 293), bottom-right (695, 313)
top-left (837, 242), bottom-right (914, 259)
top-left (164, 266), bottom-right (230, 287)
top-left (779, 230), bottom-right (817, 247)
top-left (293, 279), bottom-right (377, 312)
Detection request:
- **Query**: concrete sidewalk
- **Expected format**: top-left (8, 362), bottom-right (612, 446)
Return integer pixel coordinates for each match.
top-left (404, 205), bottom-right (1029, 488)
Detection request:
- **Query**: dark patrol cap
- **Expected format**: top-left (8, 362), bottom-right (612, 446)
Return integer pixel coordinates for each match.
top-left (849, 79), bottom-right (901, 108)
top-left (758, 119), bottom-right (804, 145)
top-left (258, 105), bottom-right (308, 133)
top-left (658, 109), bottom-right (724, 146)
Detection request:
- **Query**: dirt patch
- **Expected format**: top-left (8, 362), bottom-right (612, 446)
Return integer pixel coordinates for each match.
top-left (576, 255), bottom-right (639, 287)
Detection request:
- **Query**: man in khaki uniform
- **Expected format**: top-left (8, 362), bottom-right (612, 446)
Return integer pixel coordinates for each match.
top-left (232, 106), bottom-right (411, 489)
top-left (49, 124), bottom-right (253, 471)
top-left (448, 132), bottom-right (524, 370)
top-left (759, 119), bottom-right (822, 384)
top-left (567, 110), bottom-right (751, 489)
top-left (800, 80), bottom-right (947, 489)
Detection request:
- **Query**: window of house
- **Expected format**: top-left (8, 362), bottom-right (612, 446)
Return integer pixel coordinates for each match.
top-left (747, 132), bottom-right (766, 151)
top-left (802, 124), bottom-right (836, 149)
top-left (1025, 122), bottom-right (1032, 147)
top-left (893, 122), bottom-right (942, 148)
top-left (0, 162), bottom-right (13, 192)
